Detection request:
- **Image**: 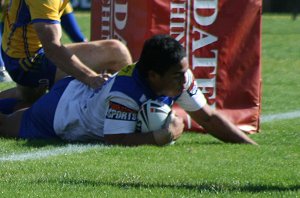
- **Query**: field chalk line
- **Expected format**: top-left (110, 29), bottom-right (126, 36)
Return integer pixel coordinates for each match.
top-left (1, 110), bottom-right (300, 162)
top-left (0, 144), bottom-right (108, 162)
top-left (260, 109), bottom-right (300, 123)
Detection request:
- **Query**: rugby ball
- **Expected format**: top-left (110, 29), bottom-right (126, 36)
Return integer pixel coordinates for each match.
top-left (136, 100), bottom-right (172, 133)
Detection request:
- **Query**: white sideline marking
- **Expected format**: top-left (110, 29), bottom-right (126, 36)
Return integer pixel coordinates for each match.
top-left (1, 110), bottom-right (300, 162)
top-left (0, 144), bottom-right (108, 162)
top-left (261, 110), bottom-right (300, 123)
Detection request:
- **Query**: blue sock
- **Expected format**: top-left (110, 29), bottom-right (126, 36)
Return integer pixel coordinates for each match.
top-left (61, 12), bottom-right (86, 42)
top-left (0, 98), bottom-right (19, 114)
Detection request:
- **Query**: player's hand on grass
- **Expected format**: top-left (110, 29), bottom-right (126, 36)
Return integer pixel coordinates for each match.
top-left (165, 112), bottom-right (184, 141)
top-left (152, 112), bottom-right (184, 146)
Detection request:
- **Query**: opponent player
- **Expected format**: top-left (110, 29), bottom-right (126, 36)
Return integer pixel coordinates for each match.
top-left (0, 35), bottom-right (257, 146)
top-left (0, 0), bottom-right (132, 110)
top-left (0, 1), bottom-right (86, 82)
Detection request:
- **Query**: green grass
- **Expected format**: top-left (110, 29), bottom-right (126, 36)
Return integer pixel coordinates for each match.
top-left (262, 14), bottom-right (300, 114)
top-left (61, 11), bottom-right (91, 43)
top-left (0, 13), bottom-right (299, 197)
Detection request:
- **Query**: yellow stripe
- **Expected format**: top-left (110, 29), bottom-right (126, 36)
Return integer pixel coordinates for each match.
top-left (118, 64), bottom-right (136, 77)
top-left (19, 59), bottom-right (29, 72)
top-left (24, 58), bottom-right (33, 68)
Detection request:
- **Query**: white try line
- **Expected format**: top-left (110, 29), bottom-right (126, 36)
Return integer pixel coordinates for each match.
top-left (260, 109), bottom-right (300, 123)
top-left (0, 144), bottom-right (109, 162)
top-left (1, 110), bottom-right (300, 162)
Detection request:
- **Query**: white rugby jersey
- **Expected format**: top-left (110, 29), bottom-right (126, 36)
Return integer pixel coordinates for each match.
top-left (53, 64), bottom-right (207, 142)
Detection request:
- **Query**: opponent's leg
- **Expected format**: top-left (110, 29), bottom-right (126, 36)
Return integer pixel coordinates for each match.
top-left (55, 40), bottom-right (132, 80)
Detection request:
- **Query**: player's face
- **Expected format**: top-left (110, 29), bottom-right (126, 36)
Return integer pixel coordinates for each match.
top-left (155, 57), bottom-right (189, 97)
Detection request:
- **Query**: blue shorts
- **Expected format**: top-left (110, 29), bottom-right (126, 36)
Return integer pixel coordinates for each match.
top-left (1, 48), bottom-right (57, 88)
top-left (19, 77), bottom-right (74, 139)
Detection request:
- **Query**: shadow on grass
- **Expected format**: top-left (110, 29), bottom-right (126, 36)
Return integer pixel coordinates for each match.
top-left (177, 139), bottom-right (224, 146)
top-left (20, 139), bottom-right (65, 148)
top-left (35, 178), bottom-right (300, 193)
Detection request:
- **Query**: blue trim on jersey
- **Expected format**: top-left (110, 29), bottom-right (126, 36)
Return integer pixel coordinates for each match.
top-left (31, 19), bottom-right (60, 24)
top-left (19, 77), bottom-right (74, 140)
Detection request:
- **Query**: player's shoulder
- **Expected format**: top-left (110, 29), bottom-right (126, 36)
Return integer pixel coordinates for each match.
top-left (117, 64), bottom-right (136, 77)
top-left (110, 64), bottom-right (146, 103)
top-left (111, 64), bottom-right (138, 90)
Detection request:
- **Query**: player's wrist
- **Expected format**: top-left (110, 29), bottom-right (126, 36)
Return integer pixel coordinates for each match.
top-left (152, 129), bottom-right (174, 146)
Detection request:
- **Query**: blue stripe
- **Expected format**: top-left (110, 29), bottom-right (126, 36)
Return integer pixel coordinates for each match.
top-left (14, 0), bottom-right (30, 27)
top-left (22, 26), bottom-right (30, 57)
top-left (31, 19), bottom-right (60, 24)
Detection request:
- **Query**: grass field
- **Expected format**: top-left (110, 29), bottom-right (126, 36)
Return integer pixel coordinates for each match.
top-left (0, 13), bottom-right (299, 197)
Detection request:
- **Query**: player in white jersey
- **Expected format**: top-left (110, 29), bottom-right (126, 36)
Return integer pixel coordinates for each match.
top-left (0, 35), bottom-right (257, 146)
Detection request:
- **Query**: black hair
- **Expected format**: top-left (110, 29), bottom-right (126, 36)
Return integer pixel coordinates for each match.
top-left (136, 34), bottom-right (186, 78)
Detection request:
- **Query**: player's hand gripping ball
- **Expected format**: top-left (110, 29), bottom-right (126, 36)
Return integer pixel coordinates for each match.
top-left (136, 100), bottom-right (172, 133)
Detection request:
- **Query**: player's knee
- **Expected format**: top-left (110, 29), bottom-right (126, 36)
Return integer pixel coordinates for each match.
top-left (106, 39), bottom-right (132, 66)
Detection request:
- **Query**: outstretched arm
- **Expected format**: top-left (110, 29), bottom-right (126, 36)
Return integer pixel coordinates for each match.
top-left (189, 104), bottom-right (257, 145)
top-left (104, 113), bottom-right (184, 146)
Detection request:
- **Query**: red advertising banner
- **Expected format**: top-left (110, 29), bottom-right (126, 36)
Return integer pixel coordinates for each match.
top-left (91, 0), bottom-right (262, 133)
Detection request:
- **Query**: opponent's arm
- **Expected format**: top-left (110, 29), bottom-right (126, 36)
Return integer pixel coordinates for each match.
top-left (189, 104), bottom-right (257, 145)
top-left (33, 22), bottom-right (103, 88)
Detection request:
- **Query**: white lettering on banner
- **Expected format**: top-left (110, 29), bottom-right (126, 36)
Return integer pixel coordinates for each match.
top-left (192, 50), bottom-right (218, 109)
top-left (193, 0), bottom-right (218, 26)
top-left (114, 1), bottom-right (128, 30)
top-left (170, 1), bottom-right (187, 46)
top-left (101, 2), bottom-right (112, 39)
top-left (192, 27), bottom-right (218, 51)
top-left (192, 50), bottom-right (217, 72)
top-left (100, 0), bottom-right (128, 44)
top-left (170, 0), bottom-right (219, 108)
top-left (196, 77), bottom-right (217, 108)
